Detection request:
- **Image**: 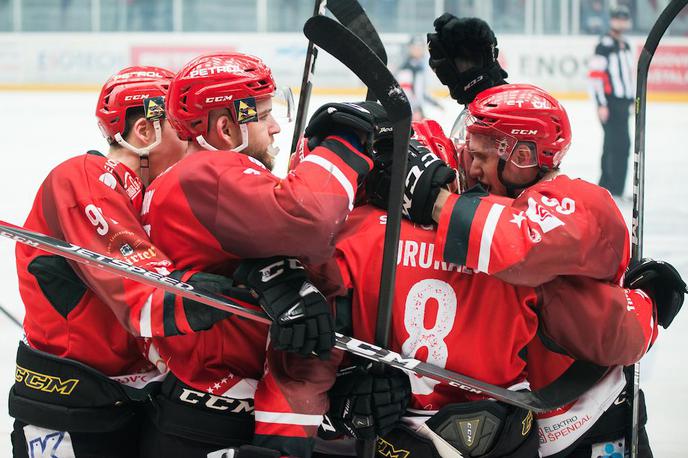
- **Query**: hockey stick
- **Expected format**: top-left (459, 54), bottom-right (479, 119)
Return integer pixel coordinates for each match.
top-left (291, 0), bottom-right (386, 153)
top-left (628, 1), bottom-right (688, 456)
top-left (290, 0), bottom-right (327, 155)
top-left (0, 302), bottom-right (21, 328)
top-left (326, 0), bottom-right (387, 101)
top-left (303, 14), bottom-right (398, 456)
top-left (0, 220), bottom-right (606, 412)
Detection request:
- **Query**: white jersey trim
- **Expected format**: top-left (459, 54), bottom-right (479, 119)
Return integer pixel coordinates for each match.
top-left (478, 203), bottom-right (505, 273)
top-left (139, 294), bottom-right (153, 338)
top-left (254, 411), bottom-right (324, 426)
top-left (302, 154), bottom-right (354, 211)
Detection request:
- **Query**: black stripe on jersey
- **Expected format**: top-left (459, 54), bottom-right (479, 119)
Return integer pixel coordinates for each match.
top-left (320, 137), bottom-right (371, 184)
top-left (443, 185), bottom-right (488, 265)
top-left (162, 271), bottom-right (183, 336)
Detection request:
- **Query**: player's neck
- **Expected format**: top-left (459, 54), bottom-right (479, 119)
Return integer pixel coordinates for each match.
top-left (107, 148), bottom-right (140, 176)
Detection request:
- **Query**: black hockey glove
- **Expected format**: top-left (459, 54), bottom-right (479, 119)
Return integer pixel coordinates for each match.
top-left (167, 270), bottom-right (254, 333)
top-left (427, 14), bottom-right (508, 105)
top-left (367, 139), bottom-right (456, 225)
top-left (624, 258), bottom-right (687, 328)
top-left (328, 365), bottom-right (411, 440)
top-left (304, 101), bottom-right (393, 155)
top-left (234, 257), bottom-right (335, 359)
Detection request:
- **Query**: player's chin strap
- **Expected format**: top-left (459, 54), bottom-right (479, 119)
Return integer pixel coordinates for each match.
top-left (195, 124), bottom-right (250, 153)
top-left (114, 118), bottom-right (163, 186)
top-left (497, 159), bottom-right (545, 198)
top-left (196, 125), bottom-right (280, 158)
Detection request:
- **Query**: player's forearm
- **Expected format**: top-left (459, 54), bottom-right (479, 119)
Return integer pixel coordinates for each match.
top-left (432, 188), bottom-right (452, 223)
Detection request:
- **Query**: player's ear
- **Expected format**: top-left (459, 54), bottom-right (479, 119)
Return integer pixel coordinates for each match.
top-left (214, 111), bottom-right (237, 149)
top-left (132, 117), bottom-right (153, 145)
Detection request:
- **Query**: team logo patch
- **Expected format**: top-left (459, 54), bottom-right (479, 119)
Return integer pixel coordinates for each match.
top-left (144, 96), bottom-right (165, 121)
top-left (591, 439), bottom-right (624, 458)
top-left (234, 97), bottom-right (258, 124)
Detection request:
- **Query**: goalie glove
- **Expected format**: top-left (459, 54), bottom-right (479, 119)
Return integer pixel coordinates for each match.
top-left (328, 365), bottom-right (411, 440)
top-left (367, 139), bottom-right (455, 225)
top-left (234, 257), bottom-right (335, 359)
top-left (624, 258), bottom-right (686, 328)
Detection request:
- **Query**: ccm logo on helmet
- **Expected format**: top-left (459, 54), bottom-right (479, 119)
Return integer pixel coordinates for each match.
top-left (124, 94), bottom-right (150, 101)
top-left (205, 95), bottom-right (234, 104)
top-left (511, 129), bottom-right (538, 135)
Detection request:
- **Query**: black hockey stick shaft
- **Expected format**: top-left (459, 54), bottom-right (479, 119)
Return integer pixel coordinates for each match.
top-left (0, 302), bottom-right (21, 328)
top-left (304, 14), bottom-right (402, 457)
top-left (326, 0), bottom-right (387, 101)
top-left (629, 1), bottom-right (688, 456)
top-left (290, 0), bottom-right (327, 155)
top-left (0, 219), bottom-right (589, 412)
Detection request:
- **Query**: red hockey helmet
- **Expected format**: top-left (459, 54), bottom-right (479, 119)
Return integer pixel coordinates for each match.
top-left (465, 84), bottom-right (571, 171)
top-left (96, 66), bottom-right (175, 143)
top-left (166, 52), bottom-right (277, 148)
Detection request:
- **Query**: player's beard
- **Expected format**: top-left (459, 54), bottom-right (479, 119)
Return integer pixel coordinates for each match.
top-left (248, 146), bottom-right (275, 171)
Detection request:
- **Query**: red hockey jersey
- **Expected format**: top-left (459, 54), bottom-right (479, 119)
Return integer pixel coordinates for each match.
top-left (140, 136), bottom-right (372, 451)
top-left (16, 151), bottom-right (182, 379)
top-left (434, 174), bottom-right (655, 455)
top-left (310, 205), bottom-right (655, 423)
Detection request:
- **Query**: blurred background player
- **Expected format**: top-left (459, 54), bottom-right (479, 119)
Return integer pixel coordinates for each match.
top-left (588, 5), bottom-right (635, 199)
top-left (138, 51), bottom-right (389, 457)
top-left (398, 36), bottom-right (443, 120)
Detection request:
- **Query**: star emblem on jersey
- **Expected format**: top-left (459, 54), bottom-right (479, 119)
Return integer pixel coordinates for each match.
top-left (510, 211), bottom-right (526, 228)
top-left (234, 97), bottom-right (258, 124)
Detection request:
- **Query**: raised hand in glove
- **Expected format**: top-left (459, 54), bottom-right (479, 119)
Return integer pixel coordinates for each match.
top-left (234, 257), bottom-right (335, 359)
top-left (328, 365), bottom-right (411, 440)
top-left (367, 139), bottom-right (456, 225)
top-left (304, 101), bottom-right (393, 155)
top-left (427, 14), bottom-right (508, 104)
top-left (624, 258), bottom-right (687, 328)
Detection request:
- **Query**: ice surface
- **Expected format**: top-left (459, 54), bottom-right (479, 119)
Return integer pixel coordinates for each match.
top-left (0, 91), bottom-right (686, 455)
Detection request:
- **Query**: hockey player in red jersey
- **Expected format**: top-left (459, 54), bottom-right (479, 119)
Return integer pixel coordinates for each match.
top-left (370, 74), bottom-right (684, 456)
top-left (9, 66), bottom-right (262, 458)
top-left (138, 51), bottom-right (389, 457)
top-left (303, 122), bottom-right (660, 458)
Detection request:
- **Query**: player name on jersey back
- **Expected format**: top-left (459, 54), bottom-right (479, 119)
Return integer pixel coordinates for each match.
top-left (397, 238), bottom-right (473, 274)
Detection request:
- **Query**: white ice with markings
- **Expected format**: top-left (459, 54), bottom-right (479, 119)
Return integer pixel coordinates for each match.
top-left (0, 92), bottom-right (686, 456)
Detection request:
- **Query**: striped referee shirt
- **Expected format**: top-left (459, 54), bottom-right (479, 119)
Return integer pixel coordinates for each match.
top-left (588, 34), bottom-right (635, 106)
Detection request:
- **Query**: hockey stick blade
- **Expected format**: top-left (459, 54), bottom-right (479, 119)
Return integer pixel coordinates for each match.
top-left (326, 0), bottom-right (387, 101)
top-left (0, 220), bottom-right (597, 412)
top-left (327, 0), bottom-right (387, 65)
top-left (304, 15), bottom-right (410, 121)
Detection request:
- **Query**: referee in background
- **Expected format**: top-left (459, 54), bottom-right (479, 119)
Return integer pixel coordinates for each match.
top-left (588, 5), bottom-right (634, 198)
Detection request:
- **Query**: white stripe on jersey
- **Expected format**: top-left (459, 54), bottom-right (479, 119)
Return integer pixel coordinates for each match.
top-left (478, 204), bottom-right (505, 273)
top-left (139, 293), bottom-right (153, 337)
top-left (302, 154), bottom-right (354, 211)
top-left (609, 53), bottom-right (625, 98)
top-left (620, 48), bottom-right (635, 98)
top-left (254, 411), bottom-right (324, 426)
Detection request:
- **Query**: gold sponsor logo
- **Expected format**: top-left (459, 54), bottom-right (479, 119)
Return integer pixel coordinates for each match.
top-left (522, 410), bottom-right (533, 436)
top-left (15, 365), bottom-right (79, 396)
top-left (377, 437), bottom-right (410, 458)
